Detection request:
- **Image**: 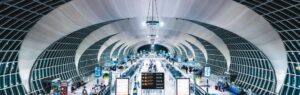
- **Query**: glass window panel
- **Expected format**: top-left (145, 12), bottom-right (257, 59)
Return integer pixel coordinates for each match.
top-left (5, 75), bottom-right (10, 87)
top-left (12, 86), bottom-right (18, 95)
top-left (294, 89), bottom-right (300, 95)
top-left (0, 63), bottom-right (5, 75)
top-left (17, 85), bottom-right (25, 95)
top-left (0, 76), bottom-right (3, 88)
top-left (288, 88), bottom-right (294, 95)
top-left (290, 75), bottom-right (296, 86)
top-left (297, 76), bottom-right (300, 87)
top-left (32, 71), bottom-right (36, 80)
top-left (43, 69), bottom-right (47, 76)
top-left (11, 62), bottom-right (17, 73)
top-left (11, 74), bottom-right (16, 85)
top-left (37, 81), bottom-right (43, 89)
top-left (33, 81), bottom-right (38, 90)
top-left (0, 90), bottom-right (5, 95)
top-left (16, 75), bottom-right (21, 84)
top-left (5, 88), bottom-right (12, 95)
top-left (5, 63), bottom-right (12, 74)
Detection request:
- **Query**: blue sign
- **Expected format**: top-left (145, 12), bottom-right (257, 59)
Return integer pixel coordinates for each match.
top-left (177, 57), bottom-right (182, 62)
top-left (124, 57), bottom-right (128, 62)
top-left (95, 67), bottom-right (101, 77)
top-left (112, 58), bottom-right (118, 62)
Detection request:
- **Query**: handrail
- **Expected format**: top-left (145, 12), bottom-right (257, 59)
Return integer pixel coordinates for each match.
top-left (195, 84), bottom-right (208, 95)
top-left (190, 83), bottom-right (207, 95)
top-left (101, 86), bottom-right (111, 95)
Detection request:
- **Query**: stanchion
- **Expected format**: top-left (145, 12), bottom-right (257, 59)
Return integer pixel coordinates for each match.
top-left (206, 77), bottom-right (209, 95)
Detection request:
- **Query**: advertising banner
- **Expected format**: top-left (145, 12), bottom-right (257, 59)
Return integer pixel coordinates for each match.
top-left (176, 78), bottom-right (190, 95)
top-left (116, 78), bottom-right (129, 95)
top-left (204, 67), bottom-right (211, 77)
top-left (95, 67), bottom-right (101, 77)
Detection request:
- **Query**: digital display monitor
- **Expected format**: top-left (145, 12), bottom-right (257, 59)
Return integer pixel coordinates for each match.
top-left (141, 73), bottom-right (164, 89)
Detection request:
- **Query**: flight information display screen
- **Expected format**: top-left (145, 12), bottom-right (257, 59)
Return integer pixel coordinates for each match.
top-left (141, 73), bottom-right (164, 89)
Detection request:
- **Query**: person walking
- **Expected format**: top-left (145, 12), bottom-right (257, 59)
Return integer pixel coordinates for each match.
top-left (82, 86), bottom-right (88, 95)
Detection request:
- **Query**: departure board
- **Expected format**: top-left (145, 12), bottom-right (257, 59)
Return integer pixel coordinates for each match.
top-left (141, 73), bottom-right (164, 89)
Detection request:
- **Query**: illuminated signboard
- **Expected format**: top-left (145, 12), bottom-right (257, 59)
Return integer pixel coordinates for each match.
top-left (204, 67), bottom-right (211, 77)
top-left (112, 58), bottom-right (118, 62)
top-left (176, 78), bottom-right (190, 95)
top-left (116, 78), bottom-right (129, 95)
top-left (95, 67), bottom-right (101, 77)
top-left (141, 73), bottom-right (164, 89)
top-left (178, 58), bottom-right (182, 62)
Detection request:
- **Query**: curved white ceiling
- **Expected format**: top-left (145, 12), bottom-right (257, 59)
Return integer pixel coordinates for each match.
top-left (18, 0), bottom-right (286, 92)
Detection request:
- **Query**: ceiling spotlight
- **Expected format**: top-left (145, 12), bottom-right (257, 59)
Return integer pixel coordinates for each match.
top-left (296, 66), bottom-right (300, 71)
top-left (159, 21), bottom-right (164, 27)
top-left (142, 21), bottom-right (147, 27)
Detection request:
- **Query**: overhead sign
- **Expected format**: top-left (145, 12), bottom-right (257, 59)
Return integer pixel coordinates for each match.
top-left (178, 58), bottom-right (182, 62)
top-left (141, 73), bottom-right (164, 89)
top-left (116, 78), bottom-right (129, 95)
top-left (112, 58), bottom-right (118, 62)
top-left (204, 67), bottom-right (211, 77)
top-left (95, 67), bottom-right (101, 77)
top-left (176, 78), bottom-right (190, 95)
top-left (124, 57), bottom-right (128, 62)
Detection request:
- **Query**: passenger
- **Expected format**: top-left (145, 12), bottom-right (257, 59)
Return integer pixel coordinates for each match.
top-left (135, 80), bottom-right (140, 88)
top-left (100, 83), bottom-right (105, 90)
top-left (82, 86), bottom-right (88, 95)
top-left (92, 87), bottom-right (97, 95)
top-left (185, 68), bottom-right (188, 74)
top-left (90, 87), bottom-right (94, 95)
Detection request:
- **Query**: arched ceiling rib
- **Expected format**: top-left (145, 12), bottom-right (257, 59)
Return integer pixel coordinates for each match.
top-left (110, 42), bottom-right (125, 58)
top-left (179, 40), bottom-right (196, 58)
top-left (178, 45), bottom-right (188, 58)
top-left (117, 45), bottom-right (128, 58)
top-left (97, 34), bottom-right (123, 62)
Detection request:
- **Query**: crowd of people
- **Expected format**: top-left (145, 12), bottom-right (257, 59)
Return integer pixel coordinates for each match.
top-left (216, 81), bottom-right (229, 92)
top-left (80, 80), bottom-right (107, 95)
top-left (147, 59), bottom-right (157, 72)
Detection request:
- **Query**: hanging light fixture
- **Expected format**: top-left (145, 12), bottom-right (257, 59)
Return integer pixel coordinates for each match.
top-left (146, 0), bottom-right (159, 26)
top-left (146, 0), bottom-right (160, 52)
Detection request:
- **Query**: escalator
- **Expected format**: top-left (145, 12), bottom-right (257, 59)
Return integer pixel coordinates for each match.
top-left (108, 63), bottom-right (142, 95)
top-left (101, 86), bottom-right (110, 95)
top-left (165, 64), bottom-right (183, 78)
top-left (190, 84), bottom-right (207, 95)
top-left (121, 63), bottom-right (141, 78)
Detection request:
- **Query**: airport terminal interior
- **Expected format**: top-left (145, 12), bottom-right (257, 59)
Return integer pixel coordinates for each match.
top-left (0, 0), bottom-right (300, 95)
